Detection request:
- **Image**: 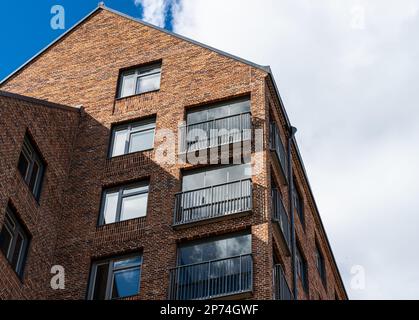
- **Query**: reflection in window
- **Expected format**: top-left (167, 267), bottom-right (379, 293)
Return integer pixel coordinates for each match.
top-left (178, 233), bottom-right (251, 266)
top-left (88, 254), bottom-right (142, 300)
top-left (100, 182), bottom-right (149, 225)
top-left (186, 98), bottom-right (250, 125)
top-left (182, 164), bottom-right (252, 192)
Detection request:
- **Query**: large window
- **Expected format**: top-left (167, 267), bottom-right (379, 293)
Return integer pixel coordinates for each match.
top-left (315, 242), bottom-right (326, 284)
top-left (0, 206), bottom-right (30, 277)
top-left (169, 232), bottom-right (253, 300)
top-left (296, 245), bottom-right (308, 292)
top-left (178, 232), bottom-right (251, 266)
top-left (182, 164), bottom-right (251, 192)
top-left (118, 63), bottom-right (161, 98)
top-left (17, 134), bottom-right (45, 200)
top-left (186, 98), bottom-right (250, 125)
top-left (88, 254), bottom-right (142, 300)
top-left (99, 182), bottom-right (149, 225)
top-left (110, 119), bottom-right (156, 158)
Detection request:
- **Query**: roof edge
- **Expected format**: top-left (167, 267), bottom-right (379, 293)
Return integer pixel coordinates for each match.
top-left (0, 90), bottom-right (81, 113)
top-left (0, 4), bottom-right (270, 86)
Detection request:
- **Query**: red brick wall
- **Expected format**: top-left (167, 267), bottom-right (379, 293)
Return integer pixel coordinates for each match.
top-left (0, 93), bottom-right (80, 299)
top-left (0, 7), bottom-right (346, 300)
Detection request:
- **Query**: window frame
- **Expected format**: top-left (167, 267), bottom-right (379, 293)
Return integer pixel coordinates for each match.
top-left (117, 63), bottom-right (162, 99)
top-left (176, 231), bottom-right (252, 266)
top-left (108, 118), bottom-right (156, 158)
top-left (293, 178), bottom-right (305, 228)
top-left (87, 253), bottom-right (143, 300)
top-left (98, 181), bottom-right (150, 226)
top-left (295, 245), bottom-right (308, 293)
top-left (0, 206), bottom-right (30, 278)
top-left (315, 241), bottom-right (326, 285)
top-left (18, 134), bottom-right (45, 201)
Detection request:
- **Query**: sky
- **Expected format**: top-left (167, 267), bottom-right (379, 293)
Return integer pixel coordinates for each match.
top-left (1, 0), bottom-right (419, 300)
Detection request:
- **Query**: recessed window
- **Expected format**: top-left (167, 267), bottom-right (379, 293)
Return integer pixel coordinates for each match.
top-left (293, 179), bottom-right (304, 227)
top-left (88, 254), bottom-right (142, 300)
top-left (110, 119), bottom-right (156, 158)
top-left (0, 205), bottom-right (30, 277)
top-left (296, 245), bottom-right (308, 292)
top-left (99, 182), bottom-right (149, 225)
top-left (315, 242), bottom-right (326, 284)
top-left (118, 63), bottom-right (161, 98)
top-left (17, 134), bottom-right (45, 200)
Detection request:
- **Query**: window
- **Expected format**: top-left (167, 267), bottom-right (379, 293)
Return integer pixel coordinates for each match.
top-left (296, 245), bottom-right (308, 292)
top-left (178, 233), bottom-right (251, 266)
top-left (88, 254), bottom-right (142, 300)
top-left (293, 179), bottom-right (304, 226)
top-left (186, 98), bottom-right (250, 125)
top-left (315, 242), bottom-right (326, 284)
top-left (0, 206), bottom-right (30, 277)
top-left (118, 64), bottom-right (161, 98)
top-left (182, 164), bottom-right (251, 192)
top-left (17, 134), bottom-right (45, 200)
top-left (110, 119), bottom-right (156, 157)
top-left (99, 182), bottom-right (149, 225)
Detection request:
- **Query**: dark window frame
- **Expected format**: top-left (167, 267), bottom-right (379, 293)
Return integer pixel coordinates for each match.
top-left (293, 178), bottom-right (305, 228)
top-left (315, 241), bottom-right (326, 285)
top-left (176, 231), bottom-right (252, 266)
top-left (116, 62), bottom-right (162, 99)
top-left (295, 244), bottom-right (308, 293)
top-left (17, 134), bottom-right (45, 201)
top-left (0, 205), bottom-right (30, 279)
top-left (87, 253), bottom-right (143, 300)
top-left (98, 181), bottom-right (150, 226)
top-left (108, 118), bottom-right (156, 158)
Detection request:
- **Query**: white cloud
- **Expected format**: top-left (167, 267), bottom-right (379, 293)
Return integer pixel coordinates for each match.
top-left (134, 0), bottom-right (167, 27)
top-left (172, 0), bottom-right (419, 299)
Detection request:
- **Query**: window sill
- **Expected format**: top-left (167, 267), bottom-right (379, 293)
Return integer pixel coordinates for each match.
top-left (115, 89), bottom-right (160, 101)
top-left (107, 148), bottom-right (154, 161)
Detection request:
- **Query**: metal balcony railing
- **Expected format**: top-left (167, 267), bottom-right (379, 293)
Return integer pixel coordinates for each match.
top-left (269, 122), bottom-right (288, 180)
top-left (272, 188), bottom-right (291, 251)
top-left (273, 264), bottom-right (292, 300)
top-left (174, 179), bottom-right (252, 226)
top-left (179, 112), bottom-right (252, 153)
top-left (169, 254), bottom-right (253, 300)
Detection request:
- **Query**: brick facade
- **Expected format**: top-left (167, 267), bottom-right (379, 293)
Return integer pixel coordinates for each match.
top-left (0, 5), bottom-right (347, 300)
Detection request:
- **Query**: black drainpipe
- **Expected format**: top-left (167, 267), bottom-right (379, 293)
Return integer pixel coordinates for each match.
top-left (288, 126), bottom-right (298, 300)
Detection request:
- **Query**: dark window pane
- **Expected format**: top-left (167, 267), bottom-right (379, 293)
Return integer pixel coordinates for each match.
top-left (179, 233), bottom-right (251, 265)
top-left (92, 263), bottom-right (109, 300)
top-left (0, 225), bottom-right (13, 258)
top-left (29, 162), bottom-right (39, 192)
top-left (10, 233), bottom-right (23, 271)
top-left (18, 153), bottom-right (29, 179)
top-left (111, 268), bottom-right (140, 299)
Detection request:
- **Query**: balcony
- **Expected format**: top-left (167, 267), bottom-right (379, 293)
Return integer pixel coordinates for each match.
top-left (269, 122), bottom-right (288, 184)
top-left (179, 112), bottom-right (252, 154)
top-left (272, 188), bottom-right (291, 255)
top-left (173, 179), bottom-right (252, 226)
top-left (169, 254), bottom-right (253, 300)
top-left (273, 264), bottom-right (292, 300)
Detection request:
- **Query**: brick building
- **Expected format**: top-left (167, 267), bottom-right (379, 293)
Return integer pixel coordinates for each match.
top-left (0, 4), bottom-right (347, 300)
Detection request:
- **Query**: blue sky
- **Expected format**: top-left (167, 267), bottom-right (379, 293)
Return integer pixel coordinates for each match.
top-left (0, 0), bottom-right (178, 81)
